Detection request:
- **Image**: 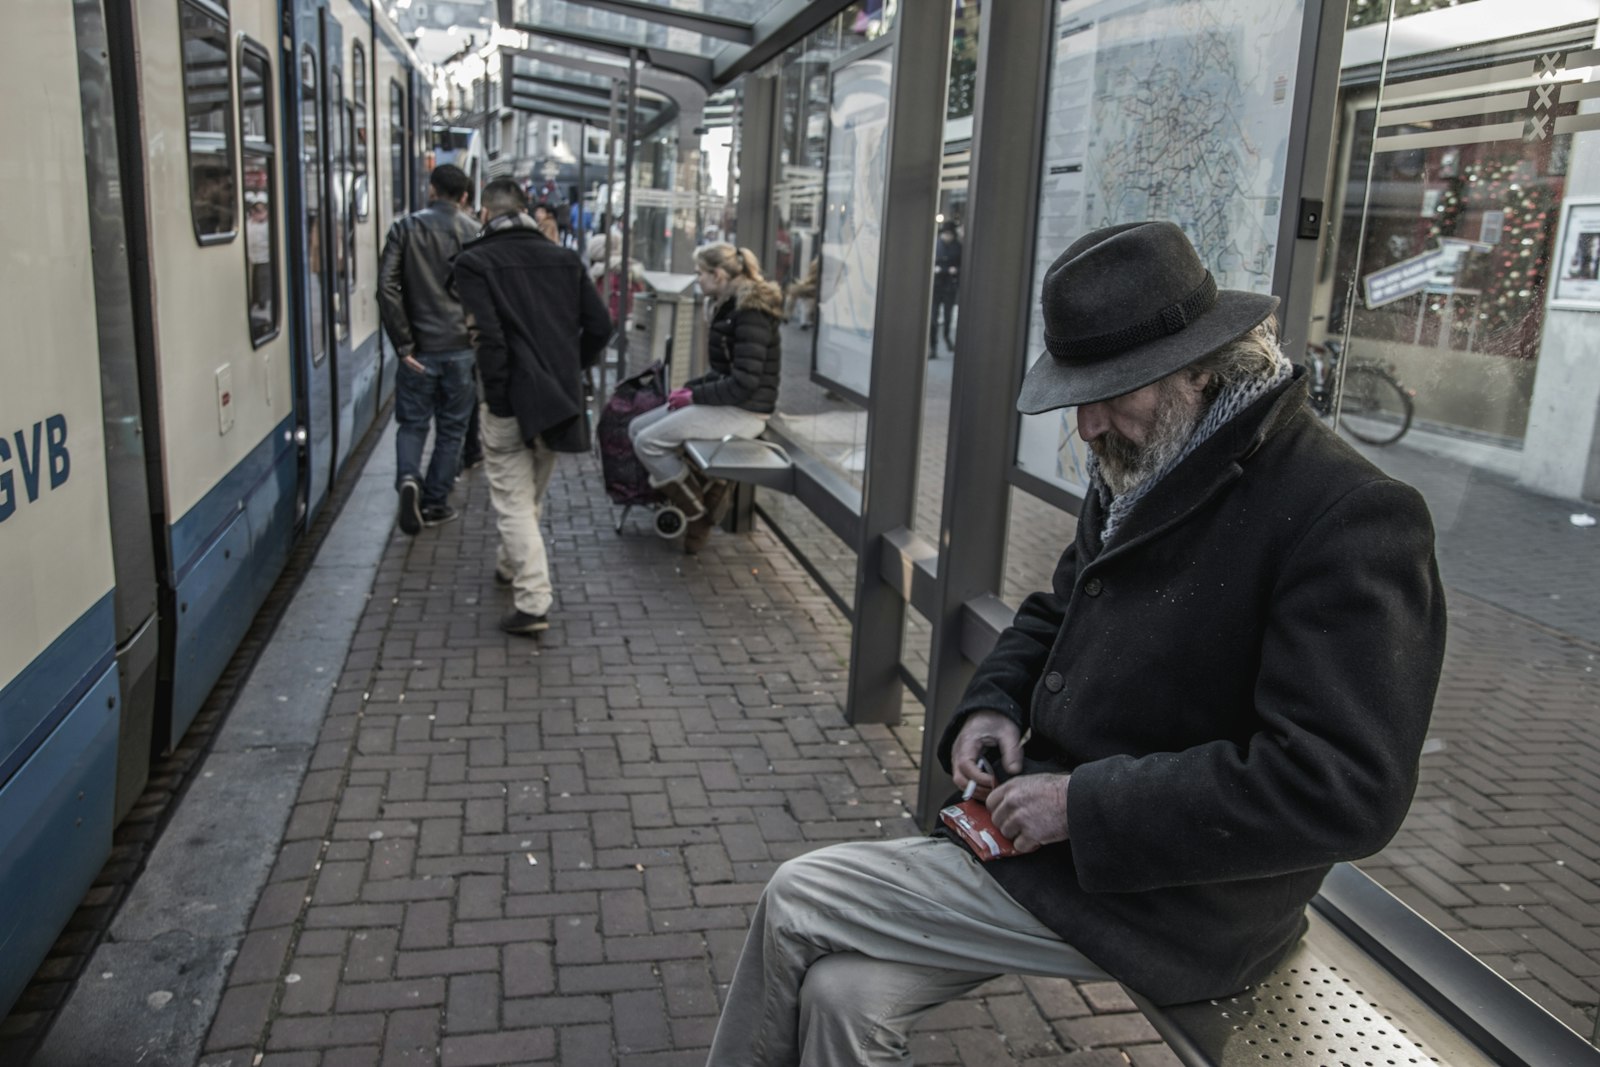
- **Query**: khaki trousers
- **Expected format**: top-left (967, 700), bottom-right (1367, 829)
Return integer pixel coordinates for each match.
top-left (705, 836), bottom-right (1109, 1067)
top-left (479, 407), bottom-right (558, 616)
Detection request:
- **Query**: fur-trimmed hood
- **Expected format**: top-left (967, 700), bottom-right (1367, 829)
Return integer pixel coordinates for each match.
top-left (726, 276), bottom-right (785, 319)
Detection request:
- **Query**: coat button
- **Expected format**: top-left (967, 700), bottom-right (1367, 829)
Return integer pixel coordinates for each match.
top-left (1083, 578), bottom-right (1102, 597)
top-left (1044, 671), bottom-right (1064, 693)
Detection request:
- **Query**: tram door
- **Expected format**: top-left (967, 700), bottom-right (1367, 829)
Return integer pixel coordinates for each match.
top-left (291, 23), bottom-right (334, 524)
top-left (288, 3), bottom-right (356, 525)
top-left (319, 10), bottom-right (356, 478)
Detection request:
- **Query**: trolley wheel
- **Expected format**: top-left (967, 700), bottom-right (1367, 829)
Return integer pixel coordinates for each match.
top-left (1338, 364), bottom-right (1414, 446)
top-left (654, 506), bottom-right (686, 539)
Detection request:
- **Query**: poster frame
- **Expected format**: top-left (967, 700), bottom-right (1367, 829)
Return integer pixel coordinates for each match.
top-left (809, 32), bottom-right (895, 407)
top-left (1549, 197), bottom-right (1600, 311)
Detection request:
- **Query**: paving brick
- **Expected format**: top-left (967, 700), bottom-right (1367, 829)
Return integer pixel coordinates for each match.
top-left (204, 982), bottom-right (276, 1052)
top-left (380, 1007), bottom-right (440, 1067)
top-left (344, 930), bottom-right (400, 983)
top-left (395, 946), bottom-right (499, 978)
top-left (447, 973), bottom-right (500, 1035)
top-left (281, 956), bottom-right (343, 1015)
top-left (440, 1028), bottom-right (555, 1066)
top-left (230, 927), bottom-right (296, 985)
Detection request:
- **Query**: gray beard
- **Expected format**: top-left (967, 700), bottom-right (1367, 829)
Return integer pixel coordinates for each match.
top-left (1090, 382), bottom-right (1204, 497)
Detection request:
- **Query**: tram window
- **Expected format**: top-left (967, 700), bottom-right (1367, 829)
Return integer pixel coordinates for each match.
top-left (390, 80), bottom-right (405, 214)
top-left (238, 42), bottom-right (278, 345)
top-left (302, 49), bottom-right (326, 366)
top-left (179, 0), bottom-right (237, 243)
top-left (330, 68), bottom-right (350, 340)
top-left (352, 41), bottom-right (369, 220)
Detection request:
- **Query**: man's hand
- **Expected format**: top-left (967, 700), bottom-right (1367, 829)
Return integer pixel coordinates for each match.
top-left (950, 710), bottom-right (1024, 800)
top-left (987, 773), bottom-right (1070, 854)
top-left (667, 387), bottom-right (693, 410)
top-left (402, 354), bottom-right (426, 374)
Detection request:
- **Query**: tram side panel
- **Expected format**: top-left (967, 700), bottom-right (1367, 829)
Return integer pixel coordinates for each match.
top-left (0, 0), bottom-right (122, 1018)
top-left (135, 0), bottom-right (298, 747)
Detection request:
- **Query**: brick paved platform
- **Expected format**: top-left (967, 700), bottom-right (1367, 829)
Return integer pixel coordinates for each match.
top-left (179, 449), bottom-right (1180, 1067)
top-left (19, 354), bottom-right (1600, 1061)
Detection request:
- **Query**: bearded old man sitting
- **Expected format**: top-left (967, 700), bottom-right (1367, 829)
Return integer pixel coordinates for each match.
top-left (704, 222), bottom-right (1448, 1067)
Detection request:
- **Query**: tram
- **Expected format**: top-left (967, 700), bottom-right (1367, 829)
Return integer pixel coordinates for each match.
top-left (0, 0), bottom-right (434, 1014)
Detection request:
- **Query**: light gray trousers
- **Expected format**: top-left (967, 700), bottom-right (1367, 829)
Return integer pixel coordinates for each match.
top-left (479, 407), bottom-right (558, 615)
top-left (628, 402), bottom-right (769, 485)
top-left (705, 836), bottom-right (1109, 1067)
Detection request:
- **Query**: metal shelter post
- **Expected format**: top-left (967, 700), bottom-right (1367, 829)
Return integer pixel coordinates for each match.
top-left (577, 119), bottom-right (588, 251)
top-left (732, 73), bottom-right (781, 269)
top-left (843, 1), bottom-right (955, 725)
top-left (916, 0), bottom-right (1055, 826)
top-left (617, 47), bottom-right (639, 369)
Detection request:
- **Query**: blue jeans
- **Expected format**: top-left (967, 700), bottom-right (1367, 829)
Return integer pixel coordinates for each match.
top-left (394, 348), bottom-right (476, 508)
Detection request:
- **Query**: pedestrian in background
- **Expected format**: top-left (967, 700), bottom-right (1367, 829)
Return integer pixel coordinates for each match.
top-left (454, 179), bottom-right (612, 635)
top-left (378, 163), bottom-right (481, 534)
top-left (930, 220), bottom-right (961, 359)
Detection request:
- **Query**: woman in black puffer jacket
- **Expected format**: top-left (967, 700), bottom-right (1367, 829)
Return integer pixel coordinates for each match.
top-left (629, 242), bottom-right (783, 552)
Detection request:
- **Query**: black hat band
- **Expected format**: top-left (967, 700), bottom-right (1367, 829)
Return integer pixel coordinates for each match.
top-left (1044, 272), bottom-right (1218, 362)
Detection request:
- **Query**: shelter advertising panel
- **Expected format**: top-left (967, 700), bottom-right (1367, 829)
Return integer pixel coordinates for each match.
top-left (813, 45), bottom-right (892, 402)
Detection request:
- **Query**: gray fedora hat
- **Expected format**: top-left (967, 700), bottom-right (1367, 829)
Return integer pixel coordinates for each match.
top-left (1017, 221), bottom-right (1279, 414)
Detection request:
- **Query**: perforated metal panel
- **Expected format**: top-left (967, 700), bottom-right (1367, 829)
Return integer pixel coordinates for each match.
top-left (1144, 912), bottom-right (1498, 1067)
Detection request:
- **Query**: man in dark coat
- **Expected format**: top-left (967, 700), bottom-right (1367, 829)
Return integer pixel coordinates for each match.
top-left (453, 178), bottom-right (611, 636)
top-left (704, 222), bottom-right (1447, 1066)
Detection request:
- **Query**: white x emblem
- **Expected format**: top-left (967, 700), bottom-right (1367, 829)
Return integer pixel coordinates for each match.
top-left (1535, 84), bottom-right (1556, 108)
top-left (1538, 53), bottom-right (1561, 77)
top-left (1527, 114), bottom-right (1550, 140)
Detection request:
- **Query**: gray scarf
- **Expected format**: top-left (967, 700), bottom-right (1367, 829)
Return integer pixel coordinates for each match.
top-left (1091, 359), bottom-right (1292, 544)
top-left (485, 211), bottom-right (539, 235)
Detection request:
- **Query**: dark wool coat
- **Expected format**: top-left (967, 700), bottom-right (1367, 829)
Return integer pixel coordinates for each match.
top-left (453, 225), bottom-right (612, 452)
top-left (688, 282), bottom-right (783, 413)
top-left (939, 370), bottom-right (1447, 1006)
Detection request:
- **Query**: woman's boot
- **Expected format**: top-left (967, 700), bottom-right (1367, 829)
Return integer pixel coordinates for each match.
top-left (654, 470), bottom-right (706, 522)
top-left (683, 479), bottom-right (732, 555)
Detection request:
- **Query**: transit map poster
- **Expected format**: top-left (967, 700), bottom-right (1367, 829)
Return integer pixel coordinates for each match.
top-left (1015, 0), bottom-right (1306, 496)
top-left (814, 47), bottom-right (892, 401)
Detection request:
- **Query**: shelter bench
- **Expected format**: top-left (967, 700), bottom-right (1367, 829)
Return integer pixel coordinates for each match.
top-left (1130, 863), bottom-right (1598, 1066)
top-left (683, 435), bottom-right (796, 495)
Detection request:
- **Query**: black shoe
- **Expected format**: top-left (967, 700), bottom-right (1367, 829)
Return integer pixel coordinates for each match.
top-left (494, 568), bottom-right (513, 587)
top-left (500, 608), bottom-right (549, 635)
top-left (421, 505), bottom-right (459, 527)
top-left (398, 478), bottom-right (422, 535)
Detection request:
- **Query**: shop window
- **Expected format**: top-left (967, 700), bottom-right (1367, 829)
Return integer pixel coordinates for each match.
top-left (238, 41), bottom-right (278, 344)
top-left (180, 0), bottom-right (236, 243)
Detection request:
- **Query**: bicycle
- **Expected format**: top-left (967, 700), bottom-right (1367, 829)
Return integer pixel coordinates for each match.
top-left (1303, 338), bottom-right (1416, 446)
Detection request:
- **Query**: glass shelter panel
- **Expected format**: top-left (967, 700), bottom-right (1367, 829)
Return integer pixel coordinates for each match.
top-left (764, 13), bottom-right (887, 494)
top-left (1013, 0), bottom-right (1307, 498)
top-left (510, 0), bottom-right (727, 58)
top-left (1317, 3), bottom-right (1600, 1035)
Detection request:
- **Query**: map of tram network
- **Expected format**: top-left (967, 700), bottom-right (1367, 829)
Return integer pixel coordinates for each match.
top-left (1017, 0), bottom-right (1304, 491)
top-left (1080, 0), bottom-right (1302, 294)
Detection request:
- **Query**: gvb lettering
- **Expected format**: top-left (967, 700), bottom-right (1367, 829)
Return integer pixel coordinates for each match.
top-left (0, 414), bottom-right (71, 524)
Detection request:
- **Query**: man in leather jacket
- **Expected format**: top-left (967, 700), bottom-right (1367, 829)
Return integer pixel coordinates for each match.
top-left (378, 164), bottom-right (481, 534)
top-left (704, 222), bottom-right (1446, 1066)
